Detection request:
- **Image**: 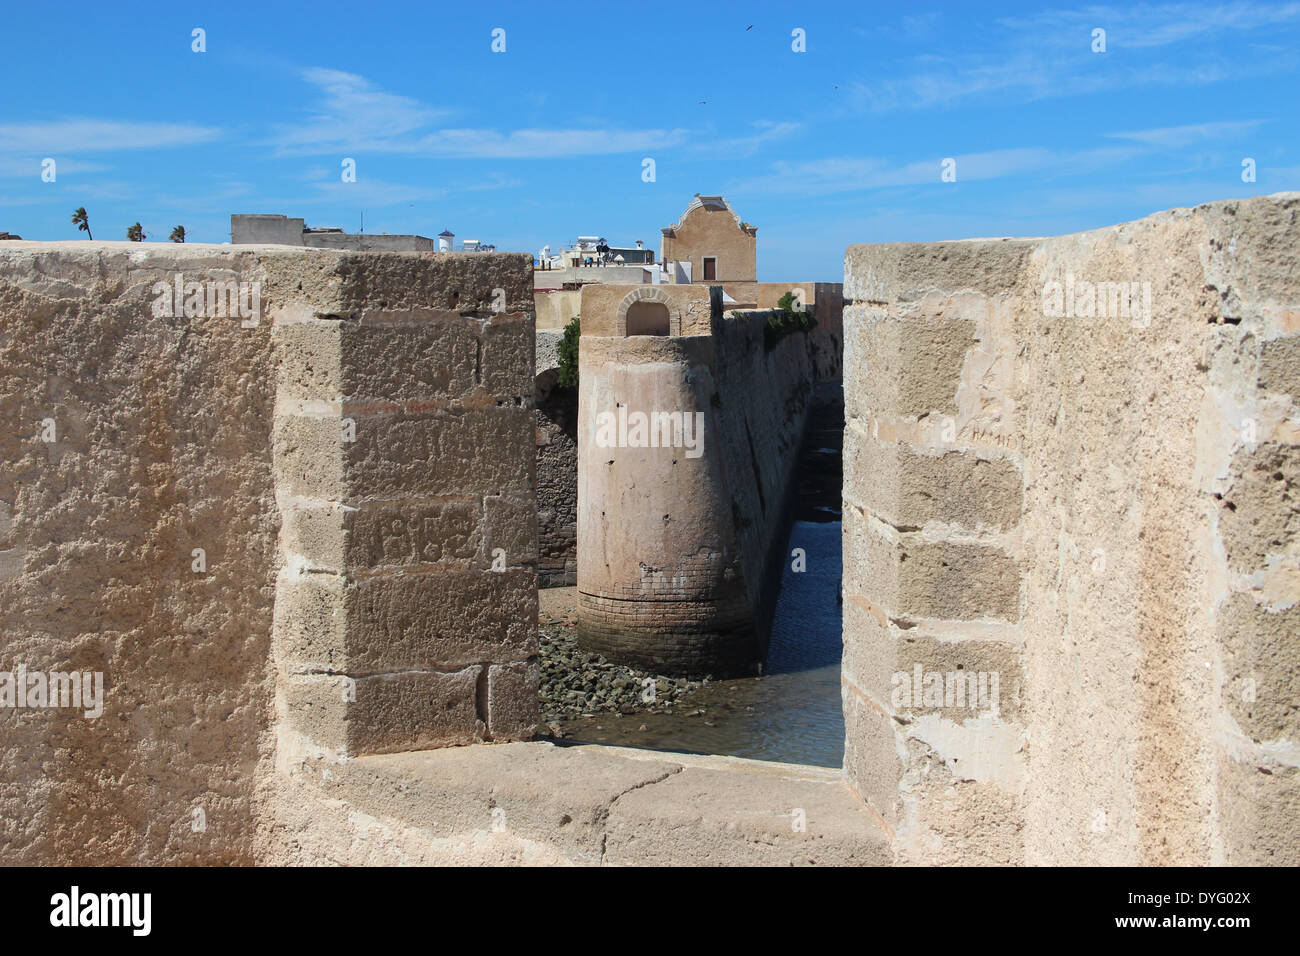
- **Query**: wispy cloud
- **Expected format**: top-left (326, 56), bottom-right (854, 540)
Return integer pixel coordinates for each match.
top-left (729, 146), bottom-right (1146, 197)
top-left (263, 171), bottom-right (526, 210)
top-left (849, 2), bottom-right (1300, 113)
top-left (272, 68), bottom-right (450, 154)
top-left (0, 119), bottom-right (221, 153)
top-left (999, 2), bottom-right (1300, 49)
top-left (1104, 119), bottom-right (1266, 147)
top-left (271, 67), bottom-right (688, 159)
top-left (690, 120), bottom-right (803, 157)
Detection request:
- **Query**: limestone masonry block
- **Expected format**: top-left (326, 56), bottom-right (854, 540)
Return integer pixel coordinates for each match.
top-left (283, 667), bottom-right (482, 756)
top-left (843, 505), bottom-right (1021, 622)
top-left (276, 406), bottom-right (534, 502)
top-left (841, 683), bottom-right (903, 831)
top-left (844, 423), bottom-right (1023, 532)
top-left (484, 492), bottom-right (539, 566)
top-left (844, 309), bottom-right (975, 419)
top-left (1217, 756), bottom-right (1300, 866)
top-left (842, 595), bottom-right (1024, 722)
top-left (1259, 335), bottom-right (1300, 400)
top-left (1217, 594), bottom-right (1300, 742)
top-left (487, 662), bottom-right (541, 740)
top-left (479, 311), bottom-right (537, 400)
top-left (1217, 441), bottom-right (1300, 571)
top-left (280, 497), bottom-right (486, 573)
top-left (843, 239), bottom-right (1034, 303)
top-left (274, 567), bottom-right (537, 674)
top-left (328, 252), bottom-right (534, 315)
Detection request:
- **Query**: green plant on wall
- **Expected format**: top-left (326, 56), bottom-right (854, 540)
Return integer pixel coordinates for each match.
top-left (557, 316), bottom-right (580, 388)
top-left (764, 291), bottom-right (817, 351)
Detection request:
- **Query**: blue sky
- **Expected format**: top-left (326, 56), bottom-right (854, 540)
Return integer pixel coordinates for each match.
top-left (2, 0), bottom-right (1297, 280)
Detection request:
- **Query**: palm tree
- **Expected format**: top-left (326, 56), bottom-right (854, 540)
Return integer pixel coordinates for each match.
top-left (70, 207), bottom-right (92, 240)
top-left (169, 225), bottom-right (186, 243)
top-left (126, 222), bottom-right (145, 242)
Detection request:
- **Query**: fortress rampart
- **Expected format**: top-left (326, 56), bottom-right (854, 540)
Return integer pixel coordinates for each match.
top-left (0, 243), bottom-right (538, 863)
top-left (842, 193), bottom-right (1300, 865)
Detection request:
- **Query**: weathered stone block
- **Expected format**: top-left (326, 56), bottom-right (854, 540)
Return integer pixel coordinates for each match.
top-left (1259, 335), bottom-right (1300, 400)
top-left (340, 317), bottom-right (479, 402)
top-left (1218, 755), bottom-right (1300, 866)
top-left (274, 567), bottom-right (537, 674)
top-left (843, 505), bottom-right (1020, 621)
top-left (845, 310), bottom-right (975, 419)
top-left (348, 498), bottom-right (480, 571)
top-left (844, 424), bottom-right (1023, 531)
top-left (1218, 594), bottom-right (1300, 742)
top-left (1218, 442), bottom-right (1300, 571)
top-left (346, 407), bottom-right (534, 499)
top-left (842, 594), bottom-right (1024, 721)
top-left (487, 662), bottom-right (540, 740)
top-left (272, 413), bottom-right (347, 501)
top-left (274, 320), bottom-right (343, 401)
top-left (484, 492), bottom-right (538, 566)
top-left (901, 773), bottom-right (1025, 866)
top-left (282, 668), bottom-right (481, 756)
top-left (280, 497), bottom-right (482, 572)
top-left (330, 252), bottom-right (534, 315)
top-left (844, 240), bottom-right (1033, 304)
top-left (275, 406), bottom-right (534, 502)
top-left (479, 312), bottom-right (535, 400)
top-left (842, 680), bottom-right (903, 831)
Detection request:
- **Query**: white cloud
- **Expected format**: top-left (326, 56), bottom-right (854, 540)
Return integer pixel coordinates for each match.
top-left (731, 148), bottom-right (1068, 197)
top-left (729, 143), bottom-right (1160, 198)
top-left (273, 68), bottom-right (450, 154)
top-left (269, 67), bottom-right (688, 159)
top-left (690, 121), bottom-right (803, 157)
top-left (1104, 119), bottom-right (1266, 148)
top-left (849, 2), bottom-right (1300, 113)
top-left (0, 119), bottom-right (221, 153)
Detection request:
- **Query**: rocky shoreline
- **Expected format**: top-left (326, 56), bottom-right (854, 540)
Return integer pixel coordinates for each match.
top-left (537, 623), bottom-right (704, 728)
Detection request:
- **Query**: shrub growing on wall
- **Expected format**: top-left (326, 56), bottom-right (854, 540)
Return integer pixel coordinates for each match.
top-left (763, 291), bottom-right (817, 351)
top-left (557, 316), bottom-right (580, 388)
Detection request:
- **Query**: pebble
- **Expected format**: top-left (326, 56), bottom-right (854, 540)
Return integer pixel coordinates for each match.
top-left (538, 624), bottom-right (705, 723)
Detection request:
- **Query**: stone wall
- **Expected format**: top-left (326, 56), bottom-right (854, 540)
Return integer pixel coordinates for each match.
top-left (534, 288), bottom-right (582, 330)
top-left (721, 281), bottom-right (844, 381)
top-left (231, 214), bottom-right (433, 252)
top-left (0, 242), bottom-right (538, 864)
top-left (841, 193), bottom-right (1300, 865)
top-left (534, 267), bottom-right (651, 290)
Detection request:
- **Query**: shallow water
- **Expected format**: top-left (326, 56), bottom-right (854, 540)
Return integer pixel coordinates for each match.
top-left (559, 386), bottom-right (845, 768)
